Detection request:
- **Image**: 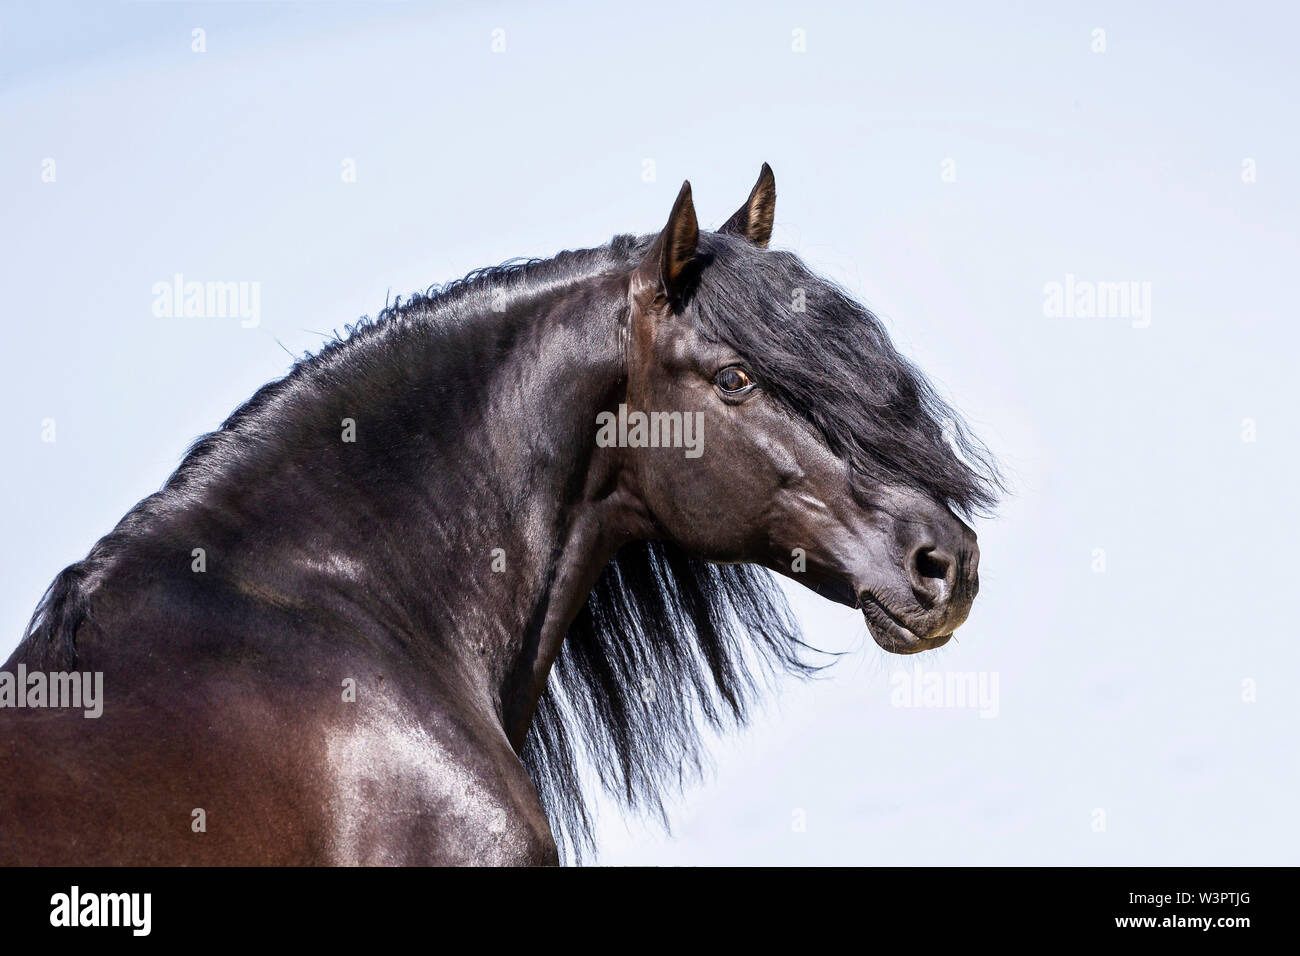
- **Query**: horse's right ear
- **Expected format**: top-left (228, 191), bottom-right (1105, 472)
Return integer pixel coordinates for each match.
top-left (634, 180), bottom-right (699, 303)
top-left (719, 162), bottom-right (776, 248)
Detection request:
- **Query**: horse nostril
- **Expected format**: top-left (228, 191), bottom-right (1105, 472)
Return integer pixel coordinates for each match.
top-left (908, 545), bottom-right (955, 606)
top-left (915, 548), bottom-right (951, 582)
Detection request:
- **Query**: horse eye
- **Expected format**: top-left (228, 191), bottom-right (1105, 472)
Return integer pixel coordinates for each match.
top-left (715, 367), bottom-right (753, 393)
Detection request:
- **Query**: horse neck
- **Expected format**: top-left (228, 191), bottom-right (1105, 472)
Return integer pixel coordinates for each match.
top-left (224, 271), bottom-right (636, 746)
top-left (444, 275), bottom-right (641, 745)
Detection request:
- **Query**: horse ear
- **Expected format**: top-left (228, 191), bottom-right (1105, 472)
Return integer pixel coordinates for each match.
top-left (636, 180), bottom-right (699, 301)
top-left (719, 163), bottom-right (776, 248)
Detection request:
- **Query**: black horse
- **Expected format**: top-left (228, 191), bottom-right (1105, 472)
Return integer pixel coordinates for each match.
top-left (1, 166), bottom-right (998, 864)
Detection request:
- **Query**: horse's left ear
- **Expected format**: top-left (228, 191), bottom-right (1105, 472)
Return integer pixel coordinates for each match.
top-left (635, 180), bottom-right (700, 303)
top-left (719, 162), bottom-right (776, 248)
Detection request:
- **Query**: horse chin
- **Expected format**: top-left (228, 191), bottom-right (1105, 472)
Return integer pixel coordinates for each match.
top-left (858, 594), bottom-right (952, 655)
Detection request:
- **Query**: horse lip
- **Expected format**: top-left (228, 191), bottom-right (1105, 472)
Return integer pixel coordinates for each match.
top-left (857, 593), bottom-right (952, 654)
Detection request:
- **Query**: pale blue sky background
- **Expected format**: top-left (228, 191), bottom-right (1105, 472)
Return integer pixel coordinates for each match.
top-left (2, 1), bottom-right (1296, 864)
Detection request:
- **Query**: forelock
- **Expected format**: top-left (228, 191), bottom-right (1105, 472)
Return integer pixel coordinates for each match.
top-left (689, 232), bottom-right (1001, 516)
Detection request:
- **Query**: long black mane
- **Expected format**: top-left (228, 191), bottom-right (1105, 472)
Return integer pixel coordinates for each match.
top-left (16, 229), bottom-right (999, 863)
top-left (14, 238), bottom-right (638, 670)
